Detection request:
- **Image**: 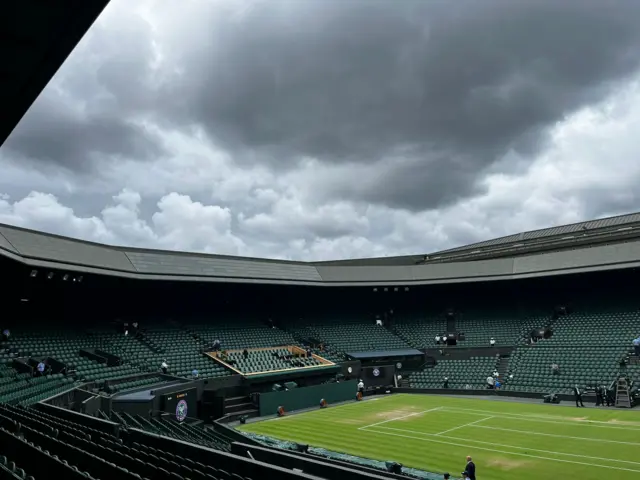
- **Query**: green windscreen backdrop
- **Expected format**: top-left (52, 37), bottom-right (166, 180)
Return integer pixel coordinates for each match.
top-left (259, 380), bottom-right (358, 416)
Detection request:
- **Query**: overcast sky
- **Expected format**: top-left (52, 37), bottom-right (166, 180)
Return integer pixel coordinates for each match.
top-left (2, 0), bottom-right (640, 260)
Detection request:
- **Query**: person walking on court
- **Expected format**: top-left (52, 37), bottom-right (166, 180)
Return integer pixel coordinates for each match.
top-left (574, 384), bottom-right (585, 407)
top-left (464, 456), bottom-right (476, 480)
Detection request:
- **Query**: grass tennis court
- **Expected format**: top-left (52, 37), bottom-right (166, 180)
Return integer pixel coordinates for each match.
top-left (238, 394), bottom-right (640, 480)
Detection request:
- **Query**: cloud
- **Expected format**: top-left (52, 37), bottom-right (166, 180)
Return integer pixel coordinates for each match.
top-left (3, 77), bottom-right (640, 262)
top-left (5, 0), bottom-right (640, 211)
top-left (2, 0), bottom-right (640, 262)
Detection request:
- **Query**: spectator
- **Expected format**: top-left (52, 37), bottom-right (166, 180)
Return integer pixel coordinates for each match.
top-left (490, 337), bottom-right (496, 347)
top-left (633, 336), bottom-right (640, 356)
top-left (243, 348), bottom-right (249, 359)
top-left (161, 360), bottom-right (168, 374)
top-left (192, 368), bottom-right (199, 378)
top-left (213, 339), bottom-right (221, 351)
top-left (486, 376), bottom-right (495, 389)
top-left (464, 456), bottom-right (476, 480)
top-left (37, 361), bottom-right (46, 376)
top-left (574, 384), bottom-right (585, 408)
top-left (2, 329), bottom-right (10, 341)
top-left (435, 334), bottom-right (441, 345)
top-left (551, 363), bottom-right (560, 375)
top-left (443, 376), bottom-right (449, 389)
top-left (358, 379), bottom-right (365, 396)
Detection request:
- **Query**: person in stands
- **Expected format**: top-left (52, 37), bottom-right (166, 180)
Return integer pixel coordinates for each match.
top-left (486, 375), bottom-right (495, 389)
top-left (192, 368), bottom-right (199, 379)
top-left (435, 334), bottom-right (441, 345)
top-left (633, 336), bottom-right (640, 357)
top-left (161, 360), bottom-right (168, 374)
top-left (490, 337), bottom-right (495, 347)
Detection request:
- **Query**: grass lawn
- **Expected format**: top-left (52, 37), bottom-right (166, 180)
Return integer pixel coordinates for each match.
top-left (238, 393), bottom-right (640, 480)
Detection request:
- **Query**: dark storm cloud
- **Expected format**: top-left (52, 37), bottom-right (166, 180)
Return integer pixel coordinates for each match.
top-left (5, 0), bottom-right (640, 211)
top-left (1, 9), bottom-right (164, 172)
top-left (167, 0), bottom-right (640, 209)
top-left (3, 93), bottom-right (164, 171)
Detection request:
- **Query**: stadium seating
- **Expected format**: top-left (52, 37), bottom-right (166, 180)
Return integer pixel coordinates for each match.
top-left (453, 309), bottom-right (542, 347)
top-left (392, 313), bottom-right (448, 348)
top-left (504, 306), bottom-right (640, 394)
top-left (185, 320), bottom-right (297, 350)
top-left (136, 325), bottom-right (230, 380)
top-left (408, 356), bottom-right (498, 389)
top-left (222, 347), bottom-right (326, 374)
top-left (285, 317), bottom-right (411, 354)
top-left (0, 403), bottom-right (255, 480)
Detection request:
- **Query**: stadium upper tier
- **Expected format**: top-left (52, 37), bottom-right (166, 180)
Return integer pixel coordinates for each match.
top-left (3, 216), bottom-right (640, 285)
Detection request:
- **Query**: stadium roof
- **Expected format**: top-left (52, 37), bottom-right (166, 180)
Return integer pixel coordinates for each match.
top-left (432, 211), bottom-right (640, 256)
top-left (0, 0), bottom-right (110, 147)
top-left (3, 219), bottom-right (640, 286)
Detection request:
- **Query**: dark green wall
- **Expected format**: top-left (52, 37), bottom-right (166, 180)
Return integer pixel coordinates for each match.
top-left (259, 380), bottom-right (358, 416)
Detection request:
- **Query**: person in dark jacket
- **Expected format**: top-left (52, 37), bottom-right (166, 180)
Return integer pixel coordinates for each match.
top-left (574, 385), bottom-right (585, 407)
top-left (464, 456), bottom-right (476, 480)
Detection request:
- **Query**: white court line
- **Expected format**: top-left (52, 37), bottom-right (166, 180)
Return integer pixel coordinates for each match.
top-left (440, 406), bottom-right (640, 431)
top-left (370, 425), bottom-right (640, 467)
top-left (470, 424), bottom-right (640, 447)
top-left (362, 427), bottom-right (640, 473)
top-left (260, 394), bottom-right (397, 422)
top-left (358, 407), bottom-right (443, 430)
top-left (434, 416), bottom-right (493, 436)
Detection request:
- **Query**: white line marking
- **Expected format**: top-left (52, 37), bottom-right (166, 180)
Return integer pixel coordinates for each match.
top-left (259, 395), bottom-right (397, 423)
top-left (370, 425), bottom-right (640, 466)
top-left (358, 407), bottom-right (443, 430)
top-left (362, 427), bottom-right (640, 473)
top-left (434, 416), bottom-right (493, 436)
top-left (470, 424), bottom-right (640, 447)
top-left (440, 406), bottom-right (640, 431)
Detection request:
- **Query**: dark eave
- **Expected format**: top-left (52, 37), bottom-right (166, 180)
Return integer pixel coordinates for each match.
top-left (0, 0), bottom-right (110, 147)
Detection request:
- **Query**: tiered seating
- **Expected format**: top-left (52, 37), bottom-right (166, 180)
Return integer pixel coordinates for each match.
top-left (223, 347), bottom-right (326, 374)
top-left (408, 356), bottom-right (497, 389)
top-left (103, 375), bottom-right (169, 394)
top-left (186, 319), bottom-right (297, 350)
top-left (0, 403), bottom-right (252, 480)
top-left (393, 314), bottom-right (448, 348)
top-left (137, 325), bottom-right (230, 380)
top-left (505, 307), bottom-right (640, 394)
top-left (286, 317), bottom-right (410, 354)
top-left (454, 309), bottom-right (541, 347)
top-left (3, 328), bottom-right (143, 383)
top-left (110, 413), bottom-right (232, 451)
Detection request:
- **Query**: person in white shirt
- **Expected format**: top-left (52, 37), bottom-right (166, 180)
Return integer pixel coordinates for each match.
top-left (435, 334), bottom-right (440, 345)
top-left (357, 379), bottom-right (365, 395)
top-left (161, 360), bottom-right (168, 374)
top-left (493, 370), bottom-right (499, 378)
top-left (490, 337), bottom-right (496, 347)
top-left (486, 376), bottom-right (495, 389)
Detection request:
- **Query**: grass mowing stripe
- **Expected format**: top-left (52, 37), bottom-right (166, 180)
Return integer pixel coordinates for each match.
top-left (470, 424), bottom-right (640, 446)
top-left (434, 416), bottom-right (494, 436)
top-left (441, 406), bottom-right (640, 430)
top-left (368, 425), bottom-right (640, 466)
top-left (239, 394), bottom-right (639, 479)
top-left (363, 427), bottom-right (640, 473)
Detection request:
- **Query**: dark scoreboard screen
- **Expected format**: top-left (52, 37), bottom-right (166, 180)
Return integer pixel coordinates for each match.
top-left (362, 365), bottom-right (394, 387)
top-left (162, 388), bottom-right (196, 422)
